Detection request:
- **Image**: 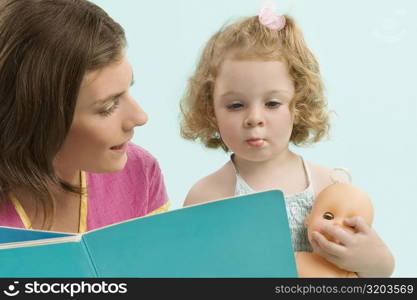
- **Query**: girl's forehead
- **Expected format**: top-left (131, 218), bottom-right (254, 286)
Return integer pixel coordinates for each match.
top-left (216, 59), bottom-right (289, 79)
top-left (214, 59), bottom-right (293, 92)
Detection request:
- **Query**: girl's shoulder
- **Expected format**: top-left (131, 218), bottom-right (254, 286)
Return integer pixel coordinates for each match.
top-left (308, 161), bottom-right (346, 197)
top-left (183, 161), bottom-right (236, 207)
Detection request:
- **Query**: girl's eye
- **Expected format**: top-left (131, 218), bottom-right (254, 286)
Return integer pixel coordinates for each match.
top-left (265, 100), bottom-right (281, 108)
top-left (226, 102), bottom-right (243, 110)
top-left (323, 212), bottom-right (334, 220)
top-left (99, 98), bottom-right (120, 117)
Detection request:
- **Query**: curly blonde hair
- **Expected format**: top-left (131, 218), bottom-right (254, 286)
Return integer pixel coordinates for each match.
top-left (180, 15), bottom-right (330, 150)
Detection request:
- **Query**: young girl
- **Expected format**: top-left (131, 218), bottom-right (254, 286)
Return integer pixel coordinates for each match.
top-left (0, 0), bottom-right (168, 233)
top-left (180, 4), bottom-right (394, 277)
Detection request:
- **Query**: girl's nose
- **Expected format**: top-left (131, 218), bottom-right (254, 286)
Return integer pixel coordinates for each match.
top-left (244, 107), bottom-right (264, 127)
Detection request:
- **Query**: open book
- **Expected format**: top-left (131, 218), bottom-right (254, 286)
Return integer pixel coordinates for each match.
top-left (0, 190), bottom-right (297, 277)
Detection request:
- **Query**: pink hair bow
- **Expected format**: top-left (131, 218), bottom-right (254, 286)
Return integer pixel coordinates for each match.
top-left (258, 1), bottom-right (286, 30)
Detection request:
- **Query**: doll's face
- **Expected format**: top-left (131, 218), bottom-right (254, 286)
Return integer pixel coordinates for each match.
top-left (305, 183), bottom-right (374, 244)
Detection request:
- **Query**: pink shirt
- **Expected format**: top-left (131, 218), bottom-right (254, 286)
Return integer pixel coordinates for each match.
top-left (0, 143), bottom-right (169, 231)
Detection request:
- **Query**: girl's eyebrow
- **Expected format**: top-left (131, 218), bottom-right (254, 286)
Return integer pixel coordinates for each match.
top-left (219, 91), bottom-right (244, 98)
top-left (265, 89), bottom-right (292, 97)
top-left (219, 89), bottom-right (291, 99)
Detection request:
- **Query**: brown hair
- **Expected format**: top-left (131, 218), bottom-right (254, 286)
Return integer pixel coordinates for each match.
top-left (180, 15), bottom-right (330, 151)
top-left (0, 0), bottom-right (126, 228)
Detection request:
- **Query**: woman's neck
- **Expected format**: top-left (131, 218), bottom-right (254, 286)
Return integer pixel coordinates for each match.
top-left (11, 165), bottom-right (81, 231)
top-left (53, 156), bottom-right (81, 187)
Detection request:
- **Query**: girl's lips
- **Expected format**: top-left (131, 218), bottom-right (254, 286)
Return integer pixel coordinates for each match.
top-left (110, 142), bottom-right (128, 153)
top-left (246, 138), bottom-right (264, 147)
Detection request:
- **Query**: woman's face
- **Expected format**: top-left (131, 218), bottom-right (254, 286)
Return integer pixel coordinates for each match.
top-left (55, 55), bottom-right (147, 178)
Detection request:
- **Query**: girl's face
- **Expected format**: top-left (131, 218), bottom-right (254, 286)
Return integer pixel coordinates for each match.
top-left (213, 59), bottom-right (295, 162)
top-left (55, 55), bottom-right (148, 177)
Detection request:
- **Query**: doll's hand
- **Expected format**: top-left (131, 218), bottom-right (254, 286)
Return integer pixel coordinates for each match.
top-left (310, 216), bottom-right (395, 277)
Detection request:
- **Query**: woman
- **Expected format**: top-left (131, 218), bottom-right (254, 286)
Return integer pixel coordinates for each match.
top-left (0, 0), bottom-right (168, 233)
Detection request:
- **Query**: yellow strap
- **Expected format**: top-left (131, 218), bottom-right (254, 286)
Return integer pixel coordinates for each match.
top-left (9, 192), bottom-right (32, 229)
top-left (146, 201), bottom-right (170, 216)
top-left (79, 171), bottom-right (88, 233)
top-left (9, 171), bottom-right (88, 233)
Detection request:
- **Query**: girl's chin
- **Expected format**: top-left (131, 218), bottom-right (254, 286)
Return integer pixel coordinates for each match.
top-left (233, 152), bottom-right (274, 163)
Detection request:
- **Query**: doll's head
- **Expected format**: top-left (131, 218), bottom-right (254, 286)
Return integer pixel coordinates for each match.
top-left (180, 14), bottom-right (330, 151)
top-left (305, 183), bottom-right (374, 244)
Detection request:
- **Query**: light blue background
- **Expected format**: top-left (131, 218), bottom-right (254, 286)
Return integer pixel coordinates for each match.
top-left (93, 0), bottom-right (416, 277)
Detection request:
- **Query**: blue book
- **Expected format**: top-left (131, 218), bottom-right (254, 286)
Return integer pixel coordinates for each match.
top-left (0, 190), bottom-right (297, 277)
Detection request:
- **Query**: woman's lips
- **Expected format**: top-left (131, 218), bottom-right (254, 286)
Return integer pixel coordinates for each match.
top-left (246, 138), bottom-right (264, 147)
top-left (110, 142), bottom-right (128, 153)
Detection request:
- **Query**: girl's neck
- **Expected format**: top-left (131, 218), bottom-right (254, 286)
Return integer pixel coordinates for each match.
top-left (233, 148), bottom-right (298, 177)
top-left (232, 148), bottom-right (308, 195)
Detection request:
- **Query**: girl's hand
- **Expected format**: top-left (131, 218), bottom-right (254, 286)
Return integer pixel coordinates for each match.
top-left (310, 216), bottom-right (395, 277)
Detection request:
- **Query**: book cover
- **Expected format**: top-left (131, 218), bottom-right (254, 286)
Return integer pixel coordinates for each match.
top-left (0, 190), bottom-right (297, 277)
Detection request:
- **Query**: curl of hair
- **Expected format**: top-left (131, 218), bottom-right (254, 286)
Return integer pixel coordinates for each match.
top-left (0, 0), bottom-right (126, 228)
top-left (180, 15), bottom-right (330, 151)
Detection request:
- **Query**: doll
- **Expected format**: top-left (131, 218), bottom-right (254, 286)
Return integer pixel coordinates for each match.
top-left (294, 182), bottom-right (374, 277)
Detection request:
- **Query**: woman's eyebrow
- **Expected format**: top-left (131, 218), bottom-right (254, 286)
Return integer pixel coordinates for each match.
top-left (94, 91), bottom-right (125, 105)
top-left (93, 72), bottom-right (134, 105)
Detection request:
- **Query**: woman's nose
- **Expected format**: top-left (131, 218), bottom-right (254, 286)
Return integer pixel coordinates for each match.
top-left (123, 96), bottom-right (148, 131)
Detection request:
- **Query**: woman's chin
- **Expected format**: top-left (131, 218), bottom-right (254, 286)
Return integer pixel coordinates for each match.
top-left (89, 153), bottom-right (128, 173)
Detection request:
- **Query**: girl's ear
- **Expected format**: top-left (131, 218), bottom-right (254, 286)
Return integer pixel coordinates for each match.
top-left (208, 114), bottom-right (218, 130)
top-left (291, 107), bottom-right (299, 125)
top-left (212, 114), bottom-right (217, 124)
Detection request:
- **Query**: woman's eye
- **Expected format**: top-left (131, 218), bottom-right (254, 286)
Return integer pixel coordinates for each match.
top-left (226, 102), bottom-right (243, 110)
top-left (323, 212), bottom-right (334, 220)
top-left (99, 98), bottom-right (120, 116)
top-left (265, 100), bottom-right (281, 108)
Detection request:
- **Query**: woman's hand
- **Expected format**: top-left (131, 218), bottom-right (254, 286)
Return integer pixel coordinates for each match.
top-left (310, 216), bottom-right (395, 277)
